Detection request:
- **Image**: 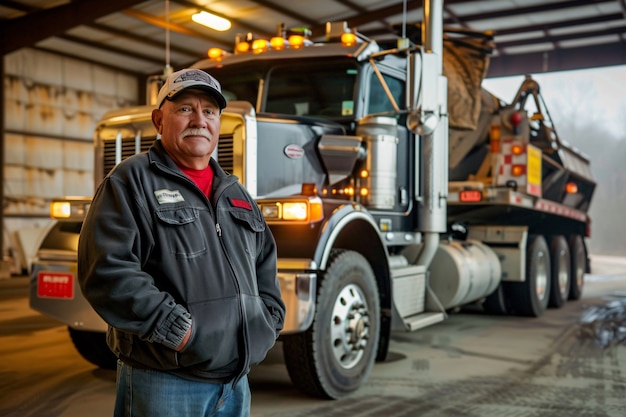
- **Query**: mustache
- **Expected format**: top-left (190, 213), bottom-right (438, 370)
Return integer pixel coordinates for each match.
top-left (180, 128), bottom-right (213, 140)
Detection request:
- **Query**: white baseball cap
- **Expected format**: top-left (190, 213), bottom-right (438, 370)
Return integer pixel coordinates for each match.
top-left (156, 68), bottom-right (227, 109)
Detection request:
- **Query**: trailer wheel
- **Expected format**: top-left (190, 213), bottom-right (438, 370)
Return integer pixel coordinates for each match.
top-left (548, 236), bottom-right (571, 308)
top-left (507, 234), bottom-right (551, 317)
top-left (68, 327), bottom-right (116, 370)
top-left (568, 235), bottom-right (586, 300)
top-left (282, 250), bottom-right (380, 399)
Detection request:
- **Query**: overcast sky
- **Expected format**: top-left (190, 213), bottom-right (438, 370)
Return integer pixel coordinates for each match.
top-left (483, 65), bottom-right (626, 142)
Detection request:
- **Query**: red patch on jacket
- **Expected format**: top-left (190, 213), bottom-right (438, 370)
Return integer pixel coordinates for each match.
top-left (231, 198), bottom-right (252, 210)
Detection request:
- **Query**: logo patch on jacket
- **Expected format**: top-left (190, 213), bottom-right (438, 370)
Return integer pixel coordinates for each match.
top-left (154, 189), bottom-right (185, 204)
top-left (230, 198), bottom-right (252, 210)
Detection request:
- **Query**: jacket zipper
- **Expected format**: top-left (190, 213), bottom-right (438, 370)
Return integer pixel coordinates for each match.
top-left (212, 183), bottom-right (250, 386)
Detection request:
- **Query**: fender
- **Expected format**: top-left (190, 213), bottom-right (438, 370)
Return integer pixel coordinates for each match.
top-left (313, 203), bottom-right (389, 271)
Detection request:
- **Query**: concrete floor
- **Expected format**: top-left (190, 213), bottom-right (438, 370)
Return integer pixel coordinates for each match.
top-left (1, 255), bottom-right (626, 416)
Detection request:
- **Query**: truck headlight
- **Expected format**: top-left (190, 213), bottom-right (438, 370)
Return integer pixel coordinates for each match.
top-left (50, 201), bottom-right (72, 219)
top-left (258, 197), bottom-right (323, 223)
top-left (282, 202), bottom-right (308, 220)
top-left (49, 198), bottom-right (91, 220)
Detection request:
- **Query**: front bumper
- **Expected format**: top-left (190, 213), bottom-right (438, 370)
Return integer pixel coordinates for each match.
top-left (277, 259), bottom-right (317, 334)
top-left (29, 259), bottom-right (108, 332)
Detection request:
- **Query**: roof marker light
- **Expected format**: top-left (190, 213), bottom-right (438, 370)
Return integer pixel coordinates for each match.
top-left (252, 39), bottom-right (269, 53)
top-left (208, 48), bottom-right (225, 59)
top-left (341, 32), bottom-right (357, 46)
top-left (270, 36), bottom-right (287, 50)
top-left (288, 35), bottom-right (305, 48)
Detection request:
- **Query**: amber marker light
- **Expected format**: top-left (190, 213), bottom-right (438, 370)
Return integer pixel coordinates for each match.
top-left (511, 164), bottom-right (526, 176)
top-left (288, 35), bottom-right (305, 48)
top-left (270, 36), bottom-right (287, 50)
top-left (511, 144), bottom-right (525, 155)
top-left (252, 39), bottom-right (269, 53)
top-left (235, 41), bottom-right (250, 53)
top-left (565, 182), bottom-right (578, 194)
top-left (489, 124), bottom-right (501, 153)
top-left (208, 48), bottom-right (224, 59)
top-left (341, 32), bottom-right (357, 46)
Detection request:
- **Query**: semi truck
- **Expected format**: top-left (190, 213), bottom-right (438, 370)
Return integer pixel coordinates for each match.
top-left (29, 0), bottom-right (595, 399)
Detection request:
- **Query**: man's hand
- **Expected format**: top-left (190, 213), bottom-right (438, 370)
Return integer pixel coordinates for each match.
top-left (175, 325), bottom-right (192, 352)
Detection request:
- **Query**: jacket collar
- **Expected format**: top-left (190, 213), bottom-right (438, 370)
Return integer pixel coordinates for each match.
top-left (147, 139), bottom-right (239, 194)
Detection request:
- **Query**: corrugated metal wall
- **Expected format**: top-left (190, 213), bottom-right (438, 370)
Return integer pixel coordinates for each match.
top-left (3, 48), bottom-right (139, 271)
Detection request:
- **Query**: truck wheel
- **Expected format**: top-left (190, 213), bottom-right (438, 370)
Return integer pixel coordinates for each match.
top-left (507, 234), bottom-right (551, 317)
top-left (548, 236), bottom-right (571, 308)
top-left (282, 250), bottom-right (380, 399)
top-left (568, 235), bottom-right (586, 300)
top-left (68, 327), bottom-right (116, 370)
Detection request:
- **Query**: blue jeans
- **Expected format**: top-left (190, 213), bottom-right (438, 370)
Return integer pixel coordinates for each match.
top-left (114, 361), bottom-right (251, 417)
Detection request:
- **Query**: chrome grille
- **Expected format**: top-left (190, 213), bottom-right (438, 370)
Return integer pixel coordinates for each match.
top-left (217, 133), bottom-right (234, 174)
top-left (102, 133), bottom-right (235, 178)
top-left (102, 136), bottom-right (155, 178)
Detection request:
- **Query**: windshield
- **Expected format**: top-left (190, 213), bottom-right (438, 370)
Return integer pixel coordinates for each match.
top-left (209, 59), bottom-right (359, 119)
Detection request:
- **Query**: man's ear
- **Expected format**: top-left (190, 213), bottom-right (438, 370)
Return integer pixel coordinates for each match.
top-left (151, 108), bottom-right (163, 134)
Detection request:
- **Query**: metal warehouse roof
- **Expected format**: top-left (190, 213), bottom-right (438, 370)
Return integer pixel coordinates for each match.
top-left (1, 0), bottom-right (625, 78)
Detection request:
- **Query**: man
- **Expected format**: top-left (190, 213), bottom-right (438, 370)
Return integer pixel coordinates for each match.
top-left (78, 68), bottom-right (285, 417)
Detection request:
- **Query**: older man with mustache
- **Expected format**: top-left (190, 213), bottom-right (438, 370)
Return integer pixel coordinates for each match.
top-left (78, 68), bottom-right (285, 417)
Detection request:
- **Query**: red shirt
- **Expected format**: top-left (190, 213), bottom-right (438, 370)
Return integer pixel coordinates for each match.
top-left (179, 164), bottom-right (214, 199)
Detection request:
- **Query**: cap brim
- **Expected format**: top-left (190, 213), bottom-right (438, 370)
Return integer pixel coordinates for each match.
top-left (166, 85), bottom-right (227, 110)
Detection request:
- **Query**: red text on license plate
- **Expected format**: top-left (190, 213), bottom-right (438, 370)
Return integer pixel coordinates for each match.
top-left (37, 271), bottom-right (74, 299)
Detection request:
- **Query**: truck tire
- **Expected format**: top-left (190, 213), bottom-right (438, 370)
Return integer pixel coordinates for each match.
top-left (282, 250), bottom-right (380, 399)
top-left (68, 327), bottom-right (116, 370)
top-left (568, 235), bottom-right (586, 300)
top-left (548, 235), bottom-right (571, 308)
top-left (507, 234), bottom-right (551, 317)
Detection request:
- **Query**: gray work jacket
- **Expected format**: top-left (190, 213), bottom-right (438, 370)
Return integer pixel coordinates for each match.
top-left (78, 140), bottom-right (285, 383)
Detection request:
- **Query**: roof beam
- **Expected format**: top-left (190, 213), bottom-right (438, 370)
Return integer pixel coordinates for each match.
top-left (57, 34), bottom-right (166, 66)
top-left (87, 22), bottom-right (200, 59)
top-left (488, 41), bottom-right (626, 77)
top-left (310, 1), bottom-right (421, 38)
top-left (497, 25), bottom-right (626, 49)
top-left (247, 0), bottom-right (318, 27)
top-left (446, 0), bottom-right (616, 23)
top-left (0, 0), bottom-right (147, 55)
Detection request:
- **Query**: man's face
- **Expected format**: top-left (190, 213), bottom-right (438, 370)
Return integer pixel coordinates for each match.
top-left (152, 89), bottom-right (221, 168)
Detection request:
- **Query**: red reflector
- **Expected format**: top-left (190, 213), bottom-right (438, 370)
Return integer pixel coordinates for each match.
top-left (37, 271), bottom-right (74, 299)
top-left (460, 190), bottom-right (482, 202)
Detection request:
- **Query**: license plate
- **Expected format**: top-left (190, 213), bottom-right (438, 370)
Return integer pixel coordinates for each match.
top-left (37, 271), bottom-right (75, 299)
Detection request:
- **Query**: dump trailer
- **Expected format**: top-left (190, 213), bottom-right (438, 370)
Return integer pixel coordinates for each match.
top-left (30, 0), bottom-right (594, 399)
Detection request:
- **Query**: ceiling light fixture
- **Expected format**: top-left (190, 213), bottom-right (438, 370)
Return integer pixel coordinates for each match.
top-left (192, 11), bottom-right (231, 31)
